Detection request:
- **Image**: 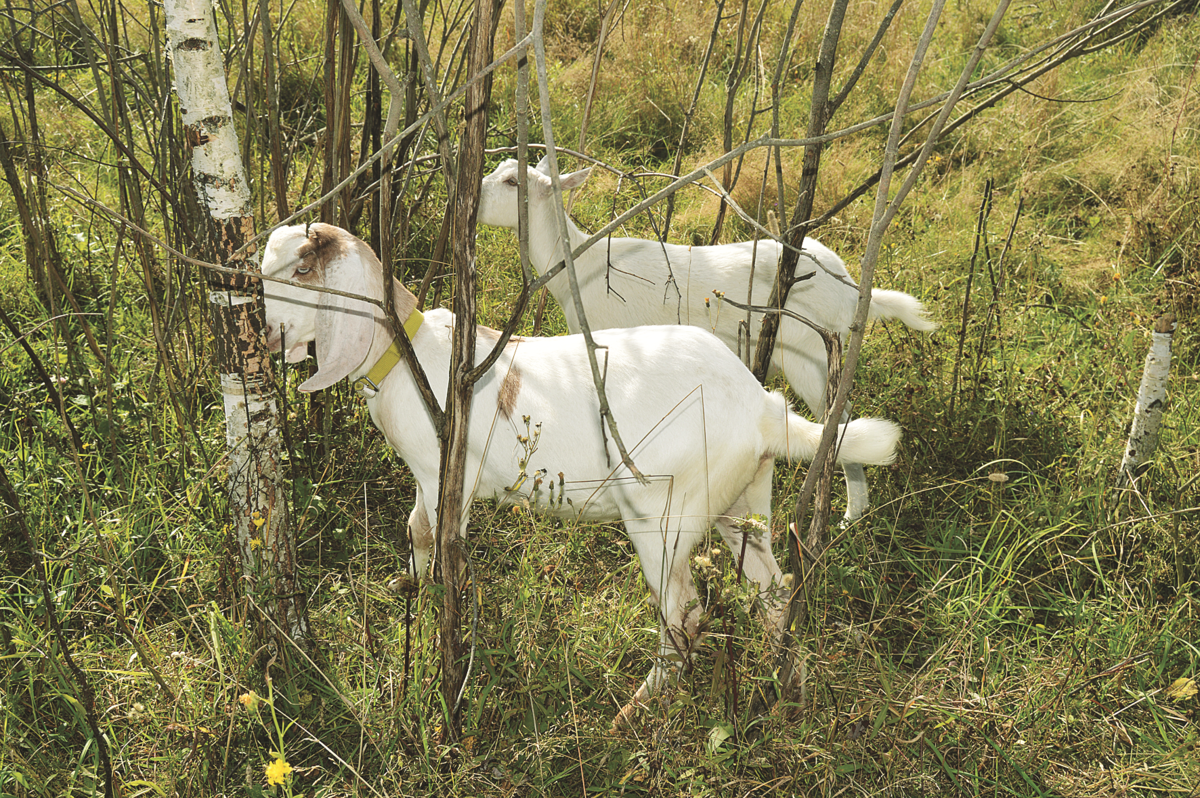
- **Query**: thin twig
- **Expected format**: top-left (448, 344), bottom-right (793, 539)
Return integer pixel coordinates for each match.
top-left (400, 0), bottom-right (456, 185)
top-left (662, 0), bottom-right (725, 240)
top-left (950, 179), bottom-right (993, 420)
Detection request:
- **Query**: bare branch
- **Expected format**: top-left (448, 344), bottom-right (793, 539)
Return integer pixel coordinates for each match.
top-left (338, 0), bottom-right (404, 165)
top-left (662, 0), bottom-right (725, 240)
top-left (749, 0), bottom-right (849, 383)
top-left (401, 0), bottom-right (457, 184)
top-left (531, 0), bottom-right (647, 484)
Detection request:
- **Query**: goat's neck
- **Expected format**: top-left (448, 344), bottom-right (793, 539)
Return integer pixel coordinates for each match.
top-left (531, 201), bottom-right (589, 280)
top-left (352, 275), bottom-right (420, 383)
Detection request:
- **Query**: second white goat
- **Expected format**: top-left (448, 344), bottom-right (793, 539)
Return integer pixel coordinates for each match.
top-left (261, 222), bottom-right (902, 727)
top-left (478, 156), bottom-right (935, 521)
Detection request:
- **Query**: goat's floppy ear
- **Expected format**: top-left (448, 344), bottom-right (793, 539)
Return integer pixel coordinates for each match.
top-left (297, 228), bottom-right (379, 393)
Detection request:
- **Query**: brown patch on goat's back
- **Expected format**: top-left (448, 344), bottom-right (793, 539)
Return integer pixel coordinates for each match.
top-left (497, 363), bottom-right (522, 420)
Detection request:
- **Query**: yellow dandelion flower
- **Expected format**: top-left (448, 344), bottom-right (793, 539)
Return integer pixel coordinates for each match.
top-left (265, 757), bottom-right (293, 786)
top-left (238, 691), bottom-right (260, 711)
top-left (252, 510), bottom-right (266, 529)
top-left (250, 538), bottom-right (263, 550)
top-left (1099, 295), bottom-right (1107, 304)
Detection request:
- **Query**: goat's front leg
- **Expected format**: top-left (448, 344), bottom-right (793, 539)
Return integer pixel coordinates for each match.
top-left (404, 482), bottom-right (438, 577)
top-left (407, 484), bottom-right (474, 586)
top-left (388, 495), bottom-right (435, 595)
top-left (612, 525), bottom-right (705, 731)
top-left (407, 502), bottom-right (434, 576)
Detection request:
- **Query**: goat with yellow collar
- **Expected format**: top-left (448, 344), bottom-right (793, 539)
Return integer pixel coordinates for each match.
top-left (261, 222), bottom-right (902, 728)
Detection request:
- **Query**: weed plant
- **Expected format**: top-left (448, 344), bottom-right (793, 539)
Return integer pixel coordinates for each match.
top-left (1, 1), bottom-right (1198, 796)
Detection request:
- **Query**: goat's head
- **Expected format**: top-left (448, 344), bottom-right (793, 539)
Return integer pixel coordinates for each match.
top-left (477, 156), bottom-right (592, 230)
top-left (261, 222), bottom-right (386, 392)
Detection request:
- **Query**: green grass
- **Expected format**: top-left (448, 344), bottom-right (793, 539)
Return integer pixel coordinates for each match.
top-left (2, 0), bottom-right (1199, 796)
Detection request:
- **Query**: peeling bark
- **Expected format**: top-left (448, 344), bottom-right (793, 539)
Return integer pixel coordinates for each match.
top-left (166, 0), bottom-right (307, 643)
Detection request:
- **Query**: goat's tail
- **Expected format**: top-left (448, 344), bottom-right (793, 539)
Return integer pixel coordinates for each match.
top-left (762, 393), bottom-right (901, 466)
top-left (868, 289), bottom-right (938, 332)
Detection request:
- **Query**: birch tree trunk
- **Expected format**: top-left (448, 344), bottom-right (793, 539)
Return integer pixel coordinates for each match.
top-left (1121, 313), bottom-right (1177, 484)
top-left (166, 0), bottom-right (308, 643)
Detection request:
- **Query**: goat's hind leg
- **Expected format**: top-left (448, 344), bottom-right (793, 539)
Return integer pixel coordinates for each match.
top-left (785, 350), bottom-right (872, 523)
top-left (841, 460), bottom-right (870, 522)
top-left (838, 405), bottom-right (872, 522)
top-left (716, 463), bottom-right (813, 711)
top-left (714, 458), bottom-right (789, 641)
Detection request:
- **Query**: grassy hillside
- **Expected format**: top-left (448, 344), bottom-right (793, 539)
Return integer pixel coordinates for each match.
top-left (1, 1), bottom-right (1197, 796)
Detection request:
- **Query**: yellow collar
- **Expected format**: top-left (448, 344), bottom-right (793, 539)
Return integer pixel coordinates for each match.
top-left (353, 308), bottom-right (424, 398)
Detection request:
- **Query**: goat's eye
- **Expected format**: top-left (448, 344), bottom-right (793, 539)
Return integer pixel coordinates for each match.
top-left (296, 266), bottom-right (311, 275)
top-left (504, 177), bottom-right (518, 187)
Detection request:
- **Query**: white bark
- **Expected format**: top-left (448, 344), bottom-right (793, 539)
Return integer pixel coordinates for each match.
top-left (167, 0), bottom-right (306, 641)
top-left (1121, 313), bottom-right (1176, 484)
top-left (165, 4), bottom-right (252, 220)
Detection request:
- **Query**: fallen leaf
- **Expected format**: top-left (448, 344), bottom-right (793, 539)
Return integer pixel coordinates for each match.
top-left (1166, 677), bottom-right (1197, 702)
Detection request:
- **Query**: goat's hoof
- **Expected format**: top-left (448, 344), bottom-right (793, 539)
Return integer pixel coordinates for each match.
top-left (609, 700), bottom-right (644, 733)
top-left (387, 574), bottom-right (420, 596)
top-left (841, 503), bottom-right (870, 527)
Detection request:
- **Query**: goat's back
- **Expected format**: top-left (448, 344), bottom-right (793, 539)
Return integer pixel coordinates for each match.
top-left (449, 321), bottom-right (779, 524)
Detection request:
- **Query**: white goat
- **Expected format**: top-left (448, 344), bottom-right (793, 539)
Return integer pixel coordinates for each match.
top-left (478, 157), bottom-right (935, 521)
top-left (261, 222), bottom-right (901, 725)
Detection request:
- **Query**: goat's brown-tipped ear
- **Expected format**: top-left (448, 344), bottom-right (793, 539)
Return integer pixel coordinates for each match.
top-left (297, 229), bottom-right (380, 392)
